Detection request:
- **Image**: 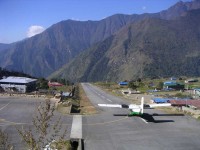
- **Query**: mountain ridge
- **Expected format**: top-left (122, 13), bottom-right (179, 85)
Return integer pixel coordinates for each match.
top-left (0, 0), bottom-right (200, 78)
top-left (49, 8), bottom-right (200, 81)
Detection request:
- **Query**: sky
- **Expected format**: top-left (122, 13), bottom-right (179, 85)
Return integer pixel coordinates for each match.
top-left (0, 0), bottom-right (192, 44)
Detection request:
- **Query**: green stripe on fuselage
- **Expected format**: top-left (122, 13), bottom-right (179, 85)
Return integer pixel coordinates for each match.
top-left (129, 111), bottom-right (142, 116)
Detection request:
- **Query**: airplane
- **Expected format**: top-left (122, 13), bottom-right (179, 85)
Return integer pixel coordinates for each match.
top-left (98, 97), bottom-right (179, 123)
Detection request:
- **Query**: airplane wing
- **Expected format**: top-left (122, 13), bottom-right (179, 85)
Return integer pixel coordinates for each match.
top-left (98, 104), bottom-right (129, 108)
top-left (147, 103), bottom-right (171, 108)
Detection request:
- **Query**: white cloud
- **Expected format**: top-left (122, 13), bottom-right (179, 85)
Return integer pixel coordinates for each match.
top-left (27, 25), bottom-right (45, 38)
top-left (142, 6), bottom-right (147, 10)
top-left (71, 17), bottom-right (80, 21)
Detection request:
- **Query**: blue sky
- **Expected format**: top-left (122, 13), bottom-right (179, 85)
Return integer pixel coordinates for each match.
top-left (0, 0), bottom-right (192, 43)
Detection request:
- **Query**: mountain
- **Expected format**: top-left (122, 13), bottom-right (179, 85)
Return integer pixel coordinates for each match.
top-left (158, 0), bottom-right (200, 20)
top-left (0, 43), bottom-right (12, 51)
top-left (0, 14), bottom-right (150, 77)
top-left (1, 0), bottom-right (200, 78)
top-left (50, 9), bottom-right (200, 82)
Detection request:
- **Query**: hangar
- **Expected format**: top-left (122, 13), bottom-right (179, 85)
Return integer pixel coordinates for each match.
top-left (0, 76), bottom-right (37, 93)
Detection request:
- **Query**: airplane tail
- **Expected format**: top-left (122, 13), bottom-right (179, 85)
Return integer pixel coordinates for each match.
top-left (140, 97), bottom-right (144, 114)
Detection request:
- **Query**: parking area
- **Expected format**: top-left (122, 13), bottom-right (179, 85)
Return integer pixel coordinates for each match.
top-left (0, 96), bottom-right (72, 149)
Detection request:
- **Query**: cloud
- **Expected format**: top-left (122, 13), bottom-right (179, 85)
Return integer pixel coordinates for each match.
top-left (71, 17), bottom-right (80, 21)
top-left (142, 6), bottom-right (147, 10)
top-left (27, 25), bottom-right (45, 38)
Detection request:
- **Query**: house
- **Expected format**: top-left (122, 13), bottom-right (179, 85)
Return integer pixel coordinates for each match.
top-left (163, 81), bottom-right (184, 90)
top-left (169, 99), bottom-right (200, 109)
top-left (121, 88), bottom-right (141, 95)
top-left (118, 81), bottom-right (129, 86)
top-left (185, 79), bottom-right (199, 83)
top-left (48, 81), bottom-right (64, 87)
top-left (0, 76), bottom-right (37, 93)
top-left (152, 97), bottom-right (170, 103)
top-left (193, 88), bottom-right (200, 97)
top-left (170, 77), bottom-right (177, 80)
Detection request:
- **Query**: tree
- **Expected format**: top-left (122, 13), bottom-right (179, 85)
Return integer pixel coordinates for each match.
top-left (37, 78), bottom-right (49, 89)
top-left (17, 99), bottom-right (67, 149)
top-left (156, 82), bottom-right (163, 90)
top-left (179, 77), bottom-right (183, 80)
top-left (60, 79), bottom-right (66, 85)
top-left (128, 81), bottom-right (138, 90)
top-left (137, 78), bottom-right (142, 82)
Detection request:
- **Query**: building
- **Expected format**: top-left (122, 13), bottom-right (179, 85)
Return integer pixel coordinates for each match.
top-left (193, 88), bottom-right (200, 97)
top-left (48, 81), bottom-right (64, 87)
top-left (163, 81), bottom-right (184, 90)
top-left (0, 76), bottom-right (37, 93)
top-left (169, 99), bottom-right (200, 109)
top-left (118, 81), bottom-right (129, 86)
top-left (152, 97), bottom-right (170, 103)
top-left (170, 77), bottom-right (177, 80)
top-left (185, 79), bottom-right (198, 83)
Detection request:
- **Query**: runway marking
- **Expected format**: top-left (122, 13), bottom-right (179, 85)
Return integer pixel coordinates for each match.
top-left (83, 116), bottom-right (128, 126)
top-left (0, 119), bottom-right (28, 126)
top-left (140, 118), bottom-right (148, 124)
top-left (106, 98), bottom-right (112, 102)
top-left (0, 118), bottom-right (71, 126)
top-left (0, 101), bottom-right (12, 111)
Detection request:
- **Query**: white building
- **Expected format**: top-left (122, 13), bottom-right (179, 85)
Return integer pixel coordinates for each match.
top-left (193, 88), bottom-right (200, 97)
top-left (0, 76), bottom-right (37, 93)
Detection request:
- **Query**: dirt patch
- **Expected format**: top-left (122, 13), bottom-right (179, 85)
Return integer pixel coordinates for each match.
top-left (56, 103), bottom-right (71, 114)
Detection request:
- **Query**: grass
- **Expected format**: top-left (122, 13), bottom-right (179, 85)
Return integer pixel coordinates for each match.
top-left (50, 140), bottom-right (71, 150)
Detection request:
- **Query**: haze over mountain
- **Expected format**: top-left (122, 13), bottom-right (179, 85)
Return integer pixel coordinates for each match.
top-left (0, 0), bottom-right (200, 80)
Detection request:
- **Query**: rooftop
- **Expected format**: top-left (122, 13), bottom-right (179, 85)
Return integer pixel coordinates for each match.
top-left (169, 100), bottom-right (200, 109)
top-left (0, 76), bottom-right (37, 84)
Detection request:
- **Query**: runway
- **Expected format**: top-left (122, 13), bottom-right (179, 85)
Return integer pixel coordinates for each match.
top-left (81, 83), bottom-right (200, 150)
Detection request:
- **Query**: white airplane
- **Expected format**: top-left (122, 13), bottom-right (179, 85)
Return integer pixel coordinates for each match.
top-left (98, 97), bottom-right (171, 117)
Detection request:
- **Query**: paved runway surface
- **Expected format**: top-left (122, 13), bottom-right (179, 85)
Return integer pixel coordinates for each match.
top-left (1, 83), bottom-right (200, 150)
top-left (82, 83), bottom-right (200, 150)
top-left (0, 96), bottom-right (72, 149)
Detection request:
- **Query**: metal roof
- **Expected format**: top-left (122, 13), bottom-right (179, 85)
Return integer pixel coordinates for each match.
top-left (152, 98), bottom-right (170, 103)
top-left (119, 82), bottom-right (129, 85)
top-left (0, 76), bottom-right (37, 84)
top-left (169, 100), bottom-right (200, 109)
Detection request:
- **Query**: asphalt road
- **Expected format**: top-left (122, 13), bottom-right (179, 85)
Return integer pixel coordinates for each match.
top-left (82, 83), bottom-right (200, 150)
top-left (0, 96), bottom-right (72, 149)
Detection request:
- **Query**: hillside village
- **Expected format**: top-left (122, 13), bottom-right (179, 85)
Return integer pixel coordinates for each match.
top-left (1, 73), bottom-right (200, 120)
